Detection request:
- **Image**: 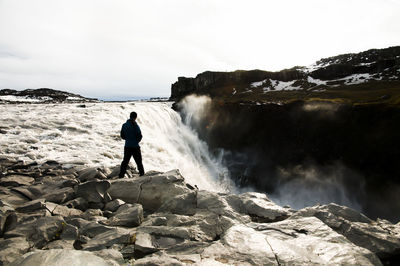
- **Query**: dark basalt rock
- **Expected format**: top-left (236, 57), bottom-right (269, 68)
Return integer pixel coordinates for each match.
top-left (170, 46), bottom-right (400, 101)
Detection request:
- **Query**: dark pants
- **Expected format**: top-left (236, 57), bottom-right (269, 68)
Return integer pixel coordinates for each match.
top-left (119, 146), bottom-right (144, 177)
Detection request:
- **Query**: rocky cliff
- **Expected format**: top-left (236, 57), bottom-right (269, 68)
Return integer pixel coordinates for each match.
top-left (170, 46), bottom-right (400, 105)
top-left (171, 46), bottom-right (400, 225)
top-left (1, 158), bottom-right (400, 265)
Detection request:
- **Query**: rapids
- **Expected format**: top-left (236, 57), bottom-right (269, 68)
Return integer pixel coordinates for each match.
top-left (0, 102), bottom-right (233, 192)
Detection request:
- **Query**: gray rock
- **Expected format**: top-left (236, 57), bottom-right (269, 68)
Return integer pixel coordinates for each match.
top-left (134, 232), bottom-right (159, 254)
top-left (82, 227), bottom-right (134, 251)
top-left (295, 203), bottom-right (400, 259)
top-left (45, 202), bottom-right (83, 217)
top-left (0, 175), bottom-right (34, 187)
top-left (108, 170), bottom-right (192, 212)
top-left (239, 192), bottom-right (290, 222)
top-left (101, 203), bottom-right (143, 227)
top-left (42, 187), bottom-right (75, 204)
top-left (0, 200), bottom-right (17, 236)
top-left (134, 255), bottom-right (184, 266)
top-left (76, 180), bottom-right (111, 204)
top-left (15, 198), bottom-right (46, 213)
top-left (107, 178), bottom-right (142, 203)
top-left (79, 221), bottom-right (119, 238)
top-left (93, 249), bottom-right (125, 266)
top-left (138, 170), bottom-right (193, 211)
top-left (64, 197), bottom-right (89, 211)
top-left (0, 237), bottom-right (31, 265)
top-left (158, 191), bottom-right (197, 215)
top-left (80, 208), bottom-right (104, 219)
top-left (196, 190), bottom-right (250, 223)
top-left (9, 249), bottom-right (112, 266)
top-left (4, 216), bottom-right (65, 248)
top-left (120, 245), bottom-right (135, 259)
top-left (60, 223), bottom-right (79, 240)
top-left (44, 239), bottom-right (75, 250)
top-left (10, 186), bottom-right (38, 201)
top-left (65, 217), bottom-right (91, 230)
top-left (0, 187), bottom-right (29, 206)
top-left (251, 216), bottom-right (382, 265)
top-left (77, 167), bottom-right (108, 182)
top-left (104, 199), bottom-right (125, 212)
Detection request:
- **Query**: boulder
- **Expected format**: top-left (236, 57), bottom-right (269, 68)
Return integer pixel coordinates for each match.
top-left (0, 175), bottom-right (34, 187)
top-left (196, 190), bottom-right (250, 223)
top-left (76, 180), bottom-right (111, 204)
top-left (80, 209), bottom-right (107, 222)
top-left (108, 170), bottom-right (193, 212)
top-left (9, 249), bottom-right (112, 266)
top-left (15, 198), bottom-right (46, 213)
top-left (251, 216), bottom-right (381, 265)
top-left (101, 203), bottom-right (143, 227)
top-left (44, 239), bottom-right (75, 250)
top-left (158, 191), bottom-right (197, 215)
top-left (238, 192), bottom-right (290, 222)
top-left (77, 167), bottom-right (108, 182)
top-left (0, 200), bottom-right (17, 236)
top-left (104, 199), bottom-right (125, 212)
top-left (42, 187), bottom-right (75, 204)
top-left (93, 249), bottom-right (125, 266)
top-left (139, 170), bottom-right (193, 211)
top-left (107, 178), bottom-right (142, 204)
top-left (0, 187), bottom-right (29, 206)
top-left (134, 255), bottom-right (184, 266)
top-left (60, 223), bottom-right (79, 240)
top-left (0, 237), bottom-right (31, 265)
top-left (295, 203), bottom-right (400, 259)
top-left (82, 227), bottom-right (134, 251)
top-left (4, 216), bottom-right (65, 248)
top-left (45, 202), bottom-right (83, 217)
top-left (64, 197), bottom-right (89, 211)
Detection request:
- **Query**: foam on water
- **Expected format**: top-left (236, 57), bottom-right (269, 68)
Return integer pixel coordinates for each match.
top-left (0, 102), bottom-right (234, 192)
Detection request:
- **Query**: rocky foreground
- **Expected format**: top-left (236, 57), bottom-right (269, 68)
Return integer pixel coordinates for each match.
top-left (0, 157), bottom-right (399, 265)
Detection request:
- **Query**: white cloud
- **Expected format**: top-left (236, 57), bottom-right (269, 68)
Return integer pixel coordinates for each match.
top-left (0, 0), bottom-right (399, 98)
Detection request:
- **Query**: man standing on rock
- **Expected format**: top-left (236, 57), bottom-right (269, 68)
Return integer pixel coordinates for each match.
top-left (119, 111), bottom-right (145, 177)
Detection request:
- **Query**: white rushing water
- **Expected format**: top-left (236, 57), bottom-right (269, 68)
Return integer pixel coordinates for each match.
top-left (0, 102), bottom-right (234, 192)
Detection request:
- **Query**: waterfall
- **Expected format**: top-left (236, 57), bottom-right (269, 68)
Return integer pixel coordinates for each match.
top-left (0, 102), bottom-right (233, 192)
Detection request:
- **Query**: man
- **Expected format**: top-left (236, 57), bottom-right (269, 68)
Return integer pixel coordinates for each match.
top-left (119, 111), bottom-right (145, 177)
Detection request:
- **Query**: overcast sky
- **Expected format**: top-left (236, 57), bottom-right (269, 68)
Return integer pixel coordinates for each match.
top-left (0, 0), bottom-right (399, 99)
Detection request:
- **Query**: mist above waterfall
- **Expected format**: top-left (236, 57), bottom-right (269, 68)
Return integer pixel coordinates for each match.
top-left (175, 95), bottom-right (400, 222)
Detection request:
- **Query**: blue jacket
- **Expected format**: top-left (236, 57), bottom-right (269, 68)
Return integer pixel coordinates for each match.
top-left (120, 119), bottom-right (142, 147)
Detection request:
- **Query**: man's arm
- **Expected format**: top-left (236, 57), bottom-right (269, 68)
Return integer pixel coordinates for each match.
top-left (137, 125), bottom-right (143, 142)
top-left (120, 125), bottom-right (126, 140)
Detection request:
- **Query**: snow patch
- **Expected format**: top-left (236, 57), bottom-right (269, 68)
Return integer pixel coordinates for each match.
top-left (250, 80), bottom-right (267, 88)
top-left (307, 76), bottom-right (327, 86)
top-left (342, 73), bottom-right (372, 85)
top-left (66, 96), bottom-right (83, 100)
top-left (262, 80), bottom-right (300, 92)
top-left (0, 95), bottom-right (41, 102)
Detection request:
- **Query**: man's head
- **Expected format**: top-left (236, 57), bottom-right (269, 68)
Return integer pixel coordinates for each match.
top-left (130, 111), bottom-right (137, 120)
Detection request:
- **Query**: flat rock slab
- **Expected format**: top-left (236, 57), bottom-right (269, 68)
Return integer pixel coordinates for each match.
top-left (101, 203), bottom-right (143, 227)
top-left (0, 175), bottom-right (34, 187)
top-left (9, 249), bottom-right (112, 266)
top-left (76, 180), bottom-right (111, 204)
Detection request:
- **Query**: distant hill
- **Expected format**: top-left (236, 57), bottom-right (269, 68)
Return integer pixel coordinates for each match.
top-left (170, 46), bottom-right (400, 105)
top-left (0, 88), bottom-right (98, 103)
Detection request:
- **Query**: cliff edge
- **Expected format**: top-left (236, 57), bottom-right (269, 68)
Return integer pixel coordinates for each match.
top-left (171, 46), bottom-right (400, 105)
